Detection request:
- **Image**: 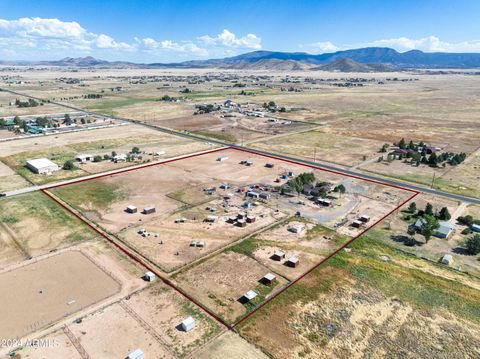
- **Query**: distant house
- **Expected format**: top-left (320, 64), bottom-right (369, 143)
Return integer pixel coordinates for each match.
top-left (247, 191), bottom-right (260, 199)
top-left (113, 154), bottom-right (127, 162)
top-left (414, 218), bottom-right (454, 238)
top-left (437, 221), bottom-right (454, 238)
top-left (75, 154), bottom-right (93, 163)
top-left (26, 158), bottom-right (60, 174)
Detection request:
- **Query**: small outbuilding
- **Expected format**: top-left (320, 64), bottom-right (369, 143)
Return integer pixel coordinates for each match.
top-left (75, 154), bottom-right (93, 163)
top-left (359, 215), bottom-right (371, 223)
top-left (472, 224), bottom-right (480, 233)
top-left (247, 191), bottom-right (260, 199)
top-left (286, 256), bottom-right (299, 268)
top-left (288, 224), bottom-right (304, 234)
top-left (237, 219), bottom-right (247, 227)
top-left (144, 271), bottom-right (156, 282)
top-left (181, 316), bottom-right (196, 332)
top-left (272, 250), bottom-right (286, 261)
top-left (26, 158), bottom-right (60, 174)
top-left (206, 215), bottom-right (218, 223)
top-left (246, 215), bottom-right (256, 223)
top-left (261, 273), bottom-right (277, 286)
top-left (352, 220), bottom-right (363, 228)
top-left (126, 205), bottom-right (137, 214)
top-left (127, 349), bottom-right (144, 359)
top-left (441, 254), bottom-right (454, 266)
top-left (243, 290), bottom-right (258, 302)
top-left (265, 163), bottom-right (274, 168)
top-left (143, 205), bottom-right (156, 215)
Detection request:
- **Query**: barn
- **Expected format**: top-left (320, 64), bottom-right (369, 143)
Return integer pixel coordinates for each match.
top-left (26, 158), bottom-right (60, 174)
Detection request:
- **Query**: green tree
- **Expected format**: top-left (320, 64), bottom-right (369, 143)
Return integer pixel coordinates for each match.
top-left (63, 160), bottom-right (76, 170)
top-left (93, 155), bottom-right (103, 162)
top-left (334, 184), bottom-right (346, 194)
top-left (438, 207), bottom-right (451, 221)
top-left (465, 234), bottom-right (480, 255)
top-left (131, 146), bottom-right (141, 154)
top-left (111, 151), bottom-right (117, 157)
top-left (398, 138), bottom-right (406, 149)
top-left (420, 215), bottom-right (440, 244)
top-left (0, 118), bottom-right (6, 128)
top-left (407, 202), bottom-right (417, 213)
top-left (425, 203), bottom-right (434, 216)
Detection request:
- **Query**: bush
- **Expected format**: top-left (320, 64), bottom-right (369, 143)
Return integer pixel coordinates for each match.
top-left (63, 160), bottom-right (76, 170)
top-left (461, 228), bottom-right (472, 235)
top-left (93, 155), bottom-right (103, 162)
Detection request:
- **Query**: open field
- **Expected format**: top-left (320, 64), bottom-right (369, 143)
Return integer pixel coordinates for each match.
top-left (196, 331), bottom-right (269, 359)
top-left (237, 236), bottom-right (480, 358)
top-left (0, 250), bottom-right (120, 340)
top-left (0, 160), bottom-right (30, 192)
top-left (0, 192), bottom-right (97, 264)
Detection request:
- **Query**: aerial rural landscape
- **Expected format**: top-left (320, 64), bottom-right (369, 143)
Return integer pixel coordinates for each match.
top-left (1, 1), bottom-right (480, 359)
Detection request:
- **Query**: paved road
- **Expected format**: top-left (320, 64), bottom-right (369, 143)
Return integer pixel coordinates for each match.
top-left (3, 87), bottom-right (480, 205)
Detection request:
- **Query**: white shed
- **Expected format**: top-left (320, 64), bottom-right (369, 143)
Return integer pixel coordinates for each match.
top-left (26, 158), bottom-right (60, 174)
top-left (441, 254), bottom-right (454, 266)
top-left (243, 290), bottom-right (258, 301)
top-left (217, 156), bottom-right (229, 162)
top-left (144, 271), bottom-right (156, 282)
top-left (127, 349), bottom-right (144, 359)
top-left (181, 316), bottom-right (196, 332)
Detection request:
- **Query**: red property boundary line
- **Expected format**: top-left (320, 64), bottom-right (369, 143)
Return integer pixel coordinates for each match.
top-left (40, 146), bottom-right (420, 330)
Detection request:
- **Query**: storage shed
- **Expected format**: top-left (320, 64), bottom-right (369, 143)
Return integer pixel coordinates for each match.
top-left (286, 256), bottom-right (300, 268)
top-left (441, 254), bottom-right (454, 266)
top-left (181, 316), bottom-right (196, 332)
top-left (144, 271), bottom-right (156, 282)
top-left (359, 215), bottom-right (371, 223)
top-left (126, 205), bottom-right (137, 214)
top-left (272, 250), bottom-right (286, 261)
top-left (26, 158), bottom-right (60, 174)
top-left (352, 220), bottom-right (363, 228)
top-left (246, 215), bottom-right (256, 223)
top-left (288, 224), bottom-right (304, 234)
top-left (472, 224), bottom-right (480, 232)
top-left (127, 349), bottom-right (144, 359)
top-left (143, 205), bottom-right (156, 214)
top-left (206, 215), bottom-right (218, 222)
top-left (243, 290), bottom-right (258, 302)
top-left (237, 219), bottom-right (247, 227)
top-left (261, 273), bottom-right (277, 286)
top-left (217, 156), bottom-right (229, 162)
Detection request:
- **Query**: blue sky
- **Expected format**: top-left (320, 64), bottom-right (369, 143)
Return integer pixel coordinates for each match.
top-left (1, 0), bottom-right (480, 62)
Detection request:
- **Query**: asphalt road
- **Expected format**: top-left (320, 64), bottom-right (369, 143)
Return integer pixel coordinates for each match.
top-left (3, 87), bottom-right (480, 205)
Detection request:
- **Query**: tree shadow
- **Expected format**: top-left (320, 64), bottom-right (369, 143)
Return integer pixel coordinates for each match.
top-left (452, 246), bottom-right (471, 255)
top-left (391, 235), bottom-right (423, 247)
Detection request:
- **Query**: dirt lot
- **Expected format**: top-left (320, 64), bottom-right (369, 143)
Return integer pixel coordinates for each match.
top-left (126, 283), bottom-right (222, 357)
top-left (0, 161), bottom-right (30, 193)
top-left (173, 251), bottom-right (287, 323)
top-left (195, 331), bottom-right (269, 359)
top-left (68, 303), bottom-right (172, 359)
top-left (0, 250), bottom-right (120, 340)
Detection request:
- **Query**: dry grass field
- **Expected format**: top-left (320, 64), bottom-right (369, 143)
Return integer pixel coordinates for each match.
top-left (0, 192), bottom-right (98, 263)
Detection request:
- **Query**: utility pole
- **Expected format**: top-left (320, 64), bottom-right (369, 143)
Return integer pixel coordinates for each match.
top-left (313, 147), bottom-right (317, 162)
top-left (431, 172), bottom-right (436, 189)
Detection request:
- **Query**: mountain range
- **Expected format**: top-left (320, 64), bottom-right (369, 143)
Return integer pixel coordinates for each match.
top-left (2, 47), bottom-right (480, 71)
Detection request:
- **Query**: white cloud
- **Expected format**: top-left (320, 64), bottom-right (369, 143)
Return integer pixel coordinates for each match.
top-left (305, 36), bottom-right (480, 54)
top-left (199, 29), bottom-right (261, 49)
top-left (0, 17), bottom-right (261, 61)
top-left (368, 36), bottom-right (480, 52)
top-left (307, 41), bottom-right (339, 53)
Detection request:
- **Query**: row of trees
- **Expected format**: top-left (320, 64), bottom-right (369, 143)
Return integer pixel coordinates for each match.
top-left (407, 202), bottom-right (451, 221)
top-left (15, 98), bottom-right (41, 108)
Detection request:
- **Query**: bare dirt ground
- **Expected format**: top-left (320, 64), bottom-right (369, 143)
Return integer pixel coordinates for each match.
top-left (0, 161), bottom-right (30, 192)
top-left (173, 251), bottom-right (287, 323)
top-left (126, 283), bottom-right (222, 357)
top-left (69, 303), bottom-right (172, 359)
top-left (0, 250), bottom-right (120, 340)
top-left (195, 331), bottom-right (269, 359)
top-left (18, 329), bottom-right (82, 359)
